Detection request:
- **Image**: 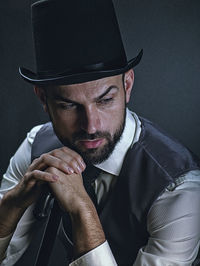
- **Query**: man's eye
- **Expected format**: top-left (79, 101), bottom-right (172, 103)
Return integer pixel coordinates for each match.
top-left (58, 103), bottom-right (76, 110)
top-left (97, 98), bottom-right (113, 105)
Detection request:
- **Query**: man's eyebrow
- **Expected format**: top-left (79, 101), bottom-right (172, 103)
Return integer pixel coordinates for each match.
top-left (50, 85), bottom-right (119, 103)
top-left (51, 94), bottom-right (77, 104)
top-left (95, 85), bottom-right (119, 101)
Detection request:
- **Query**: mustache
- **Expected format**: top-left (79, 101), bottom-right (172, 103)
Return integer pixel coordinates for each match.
top-left (73, 131), bottom-right (111, 142)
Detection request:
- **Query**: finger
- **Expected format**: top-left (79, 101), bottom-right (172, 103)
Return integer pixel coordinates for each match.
top-left (29, 148), bottom-right (86, 174)
top-left (29, 154), bottom-right (74, 174)
top-left (52, 147), bottom-right (86, 169)
top-left (24, 170), bottom-right (59, 186)
top-left (28, 157), bottom-right (47, 172)
top-left (50, 147), bottom-right (86, 173)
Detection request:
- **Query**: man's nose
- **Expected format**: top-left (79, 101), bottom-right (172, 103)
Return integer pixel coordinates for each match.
top-left (80, 106), bottom-right (100, 134)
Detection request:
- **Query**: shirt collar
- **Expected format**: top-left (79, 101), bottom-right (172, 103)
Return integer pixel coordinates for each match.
top-left (94, 108), bottom-right (141, 176)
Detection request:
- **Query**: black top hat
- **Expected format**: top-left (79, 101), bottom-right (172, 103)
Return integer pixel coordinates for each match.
top-left (19, 0), bottom-right (143, 86)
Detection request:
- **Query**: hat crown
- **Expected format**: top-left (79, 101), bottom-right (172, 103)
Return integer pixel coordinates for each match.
top-left (19, 0), bottom-right (143, 85)
top-left (32, 0), bottom-right (127, 76)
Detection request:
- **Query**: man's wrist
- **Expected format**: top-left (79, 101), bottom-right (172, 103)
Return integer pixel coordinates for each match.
top-left (69, 241), bottom-right (117, 266)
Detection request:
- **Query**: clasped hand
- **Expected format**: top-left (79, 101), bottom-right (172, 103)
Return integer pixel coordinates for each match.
top-left (0, 147), bottom-right (105, 250)
top-left (5, 147), bottom-right (90, 214)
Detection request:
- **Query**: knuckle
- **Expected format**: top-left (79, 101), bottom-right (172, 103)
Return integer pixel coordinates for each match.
top-left (31, 169), bottom-right (39, 178)
top-left (69, 157), bottom-right (76, 165)
top-left (75, 154), bottom-right (82, 162)
top-left (61, 146), bottom-right (69, 153)
top-left (32, 157), bottom-right (39, 164)
top-left (46, 167), bottom-right (57, 175)
top-left (50, 149), bottom-right (57, 156)
top-left (69, 158), bottom-right (80, 168)
top-left (57, 161), bottom-right (65, 169)
top-left (40, 153), bottom-right (48, 162)
top-left (60, 147), bottom-right (82, 161)
top-left (24, 172), bottom-right (29, 181)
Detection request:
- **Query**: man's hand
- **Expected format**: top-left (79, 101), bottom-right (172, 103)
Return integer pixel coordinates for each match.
top-left (47, 167), bottom-right (89, 214)
top-left (0, 147), bottom-right (86, 237)
top-left (2, 147), bottom-right (86, 209)
top-left (0, 146), bottom-right (105, 257)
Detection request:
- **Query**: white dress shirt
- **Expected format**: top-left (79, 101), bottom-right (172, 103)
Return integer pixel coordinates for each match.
top-left (0, 109), bottom-right (200, 266)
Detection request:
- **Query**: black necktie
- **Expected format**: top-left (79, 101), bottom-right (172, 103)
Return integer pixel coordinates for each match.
top-left (82, 164), bottom-right (101, 208)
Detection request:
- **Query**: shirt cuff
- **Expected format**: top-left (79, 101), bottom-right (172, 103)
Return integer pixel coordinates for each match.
top-left (0, 233), bottom-right (13, 263)
top-left (134, 246), bottom-right (197, 266)
top-left (69, 241), bottom-right (117, 266)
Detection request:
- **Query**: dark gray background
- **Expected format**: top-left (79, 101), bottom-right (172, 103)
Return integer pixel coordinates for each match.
top-left (0, 0), bottom-right (200, 178)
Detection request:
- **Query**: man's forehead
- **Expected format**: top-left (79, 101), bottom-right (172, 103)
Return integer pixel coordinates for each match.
top-left (46, 74), bottom-right (123, 96)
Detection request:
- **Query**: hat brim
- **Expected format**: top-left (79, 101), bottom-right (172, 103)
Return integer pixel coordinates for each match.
top-left (19, 49), bottom-right (143, 86)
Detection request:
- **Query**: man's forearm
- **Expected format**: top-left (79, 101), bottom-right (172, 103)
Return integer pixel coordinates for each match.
top-left (0, 188), bottom-right (29, 238)
top-left (0, 197), bottom-right (23, 263)
top-left (70, 200), bottom-right (106, 258)
top-left (0, 194), bottom-right (26, 237)
top-left (48, 167), bottom-right (106, 259)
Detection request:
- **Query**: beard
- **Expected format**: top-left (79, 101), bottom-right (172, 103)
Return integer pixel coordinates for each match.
top-left (54, 108), bottom-right (126, 165)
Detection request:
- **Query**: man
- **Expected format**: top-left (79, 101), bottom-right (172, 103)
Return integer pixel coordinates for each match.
top-left (0, 0), bottom-right (200, 265)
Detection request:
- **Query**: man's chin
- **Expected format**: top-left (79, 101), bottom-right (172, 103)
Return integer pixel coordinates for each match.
top-left (76, 145), bottom-right (109, 164)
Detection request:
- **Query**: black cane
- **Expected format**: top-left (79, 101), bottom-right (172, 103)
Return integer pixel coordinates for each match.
top-left (33, 192), bottom-right (62, 266)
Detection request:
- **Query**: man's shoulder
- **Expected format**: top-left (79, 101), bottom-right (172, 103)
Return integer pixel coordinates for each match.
top-left (133, 116), bottom-right (200, 176)
top-left (138, 116), bottom-right (194, 154)
top-left (26, 124), bottom-right (46, 145)
top-left (30, 122), bottom-right (63, 161)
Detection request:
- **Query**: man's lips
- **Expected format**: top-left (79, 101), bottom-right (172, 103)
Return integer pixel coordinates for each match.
top-left (78, 138), bottom-right (104, 149)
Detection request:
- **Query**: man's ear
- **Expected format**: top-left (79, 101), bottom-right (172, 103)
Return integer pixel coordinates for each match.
top-left (34, 87), bottom-right (48, 112)
top-left (124, 69), bottom-right (134, 104)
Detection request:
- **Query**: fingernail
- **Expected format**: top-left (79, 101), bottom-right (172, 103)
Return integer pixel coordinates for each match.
top-left (63, 165), bottom-right (73, 173)
top-left (52, 175), bottom-right (59, 181)
top-left (68, 167), bottom-right (74, 174)
top-left (76, 165), bottom-right (82, 173)
top-left (80, 161), bottom-right (86, 169)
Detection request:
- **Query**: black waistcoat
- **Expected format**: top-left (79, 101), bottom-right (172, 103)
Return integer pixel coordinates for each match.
top-left (18, 117), bottom-right (200, 266)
